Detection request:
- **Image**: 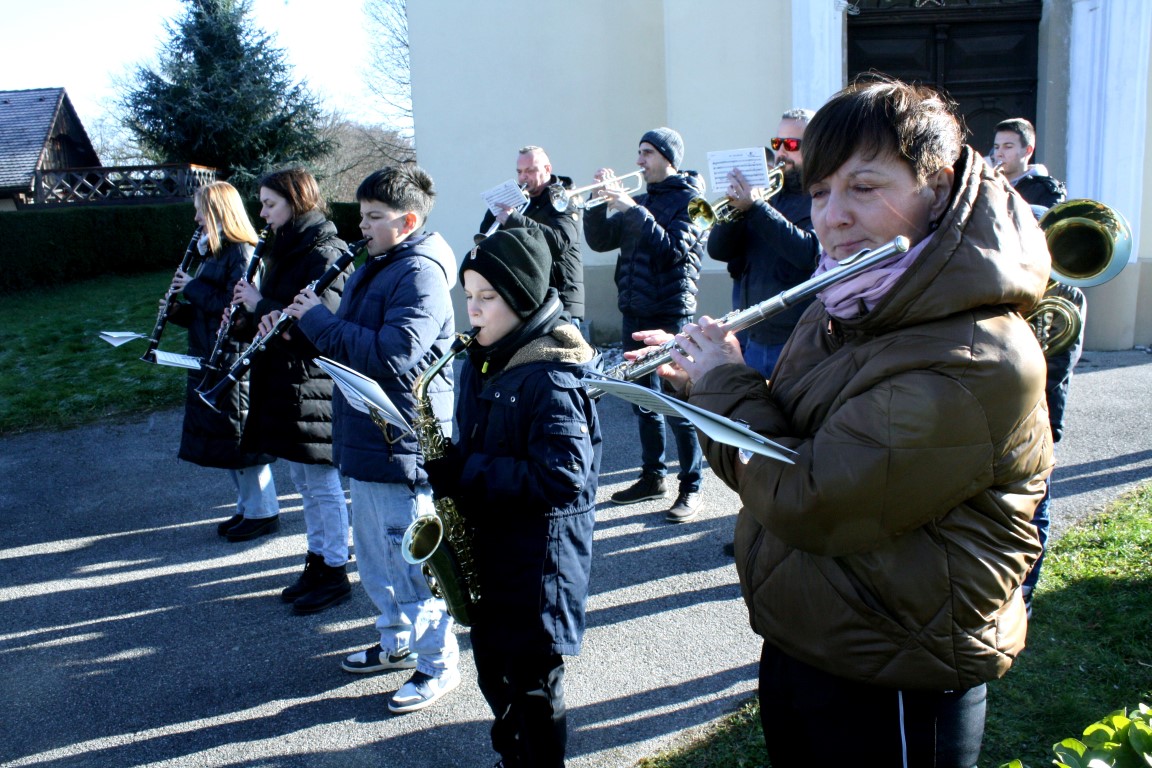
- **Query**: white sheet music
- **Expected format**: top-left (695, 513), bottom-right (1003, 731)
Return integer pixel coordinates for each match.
top-left (706, 148), bottom-right (772, 196)
top-left (586, 374), bottom-right (796, 464)
top-left (314, 357), bottom-right (412, 434)
top-left (152, 351), bottom-right (202, 369)
top-left (99, 331), bottom-right (148, 347)
top-left (481, 179), bottom-right (529, 217)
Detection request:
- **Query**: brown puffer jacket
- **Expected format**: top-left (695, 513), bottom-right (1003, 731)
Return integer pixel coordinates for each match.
top-left (690, 147), bottom-right (1054, 690)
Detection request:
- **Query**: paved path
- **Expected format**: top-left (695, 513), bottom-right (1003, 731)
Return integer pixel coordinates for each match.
top-left (1, 350), bottom-right (1149, 768)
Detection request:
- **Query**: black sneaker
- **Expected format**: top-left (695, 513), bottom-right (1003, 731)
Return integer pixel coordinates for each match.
top-left (216, 513), bottom-right (244, 536)
top-left (666, 491), bottom-right (703, 523)
top-left (224, 515), bottom-right (280, 542)
top-left (611, 474), bottom-right (667, 505)
top-left (341, 644), bottom-right (419, 674)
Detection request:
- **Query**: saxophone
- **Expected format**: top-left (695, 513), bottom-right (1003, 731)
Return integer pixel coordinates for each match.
top-left (396, 328), bottom-right (481, 626)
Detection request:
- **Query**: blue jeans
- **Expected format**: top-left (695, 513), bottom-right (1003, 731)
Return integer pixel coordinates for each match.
top-left (621, 314), bottom-right (703, 492)
top-left (744, 341), bottom-right (784, 380)
top-left (1023, 476), bottom-right (1052, 593)
top-left (229, 464), bottom-right (279, 520)
top-left (286, 461), bottom-right (349, 568)
top-left (348, 479), bottom-right (458, 677)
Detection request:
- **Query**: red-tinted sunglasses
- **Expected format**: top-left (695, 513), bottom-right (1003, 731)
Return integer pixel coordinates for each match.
top-left (770, 137), bottom-right (801, 152)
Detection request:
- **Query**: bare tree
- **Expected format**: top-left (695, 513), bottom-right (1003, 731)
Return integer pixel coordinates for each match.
top-left (363, 0), bottom-right (414, 150)
top-left (312, 113), bottom-right (415, 202)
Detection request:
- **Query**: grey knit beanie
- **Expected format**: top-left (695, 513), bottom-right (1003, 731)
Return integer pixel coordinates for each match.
top-left (640, 127), bottom-right (684, 169)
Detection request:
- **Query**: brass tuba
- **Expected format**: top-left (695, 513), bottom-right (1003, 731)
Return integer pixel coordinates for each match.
top-left (1028, 199), bottom-right (1132, 356)
top-left (400, 328), bottom-right (481, 626)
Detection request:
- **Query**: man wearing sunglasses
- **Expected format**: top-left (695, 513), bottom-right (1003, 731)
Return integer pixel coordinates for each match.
top-left (707, 108), bottom-right (821, 380)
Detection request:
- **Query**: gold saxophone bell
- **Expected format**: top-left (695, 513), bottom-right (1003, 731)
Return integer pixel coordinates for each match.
top-left (687, 161), bottom-right (785, 231)
top-left (1027, 199), bottom-right (1132, 356)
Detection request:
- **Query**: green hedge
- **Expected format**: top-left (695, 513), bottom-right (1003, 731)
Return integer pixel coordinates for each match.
top-left (0, 201), bottom-right (363, 293)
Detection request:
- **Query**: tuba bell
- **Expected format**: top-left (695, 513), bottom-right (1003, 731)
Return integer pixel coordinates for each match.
top-left (1028, 199), bottom-right (1132, 356)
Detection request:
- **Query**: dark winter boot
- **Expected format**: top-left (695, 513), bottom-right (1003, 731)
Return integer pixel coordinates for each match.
top-left (292, 561), bottom-right (352, 615)
top-left (280, 551), bottom-right (325, 603)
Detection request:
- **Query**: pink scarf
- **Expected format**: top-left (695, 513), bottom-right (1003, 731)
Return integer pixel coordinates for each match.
top-left (814, 235), bottom-right (933, 319)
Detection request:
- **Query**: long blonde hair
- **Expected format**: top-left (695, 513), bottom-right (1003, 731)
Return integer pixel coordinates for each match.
top-left (194, 181), bottom-right (259, 254)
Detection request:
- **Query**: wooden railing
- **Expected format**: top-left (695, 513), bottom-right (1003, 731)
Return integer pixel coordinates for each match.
top-left (32, 164), bottom-right (219, 205)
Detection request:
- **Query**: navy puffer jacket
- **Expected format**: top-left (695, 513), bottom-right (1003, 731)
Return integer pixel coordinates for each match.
top-left (455, 320), bottom-right (601, 656)
top-left (296, 231), bottom-right (457, 484)
top-left (583, 171), bottom-right (706, 318)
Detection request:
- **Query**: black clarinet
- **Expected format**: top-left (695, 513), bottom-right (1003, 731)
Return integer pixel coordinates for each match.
top-left (198, 239), bottom-right (366, 412)
top-left (142, 227), bottom-right (203, 363)
top-left (201, 226), bottom-right (270, 373)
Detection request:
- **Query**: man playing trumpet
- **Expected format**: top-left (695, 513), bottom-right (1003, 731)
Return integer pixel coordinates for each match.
top-left (478, 146), bottom-right (586, 326)
top-left (707, 108), bottom-right (820, 379)
top-left (583, 127), bottom-right (708, 522)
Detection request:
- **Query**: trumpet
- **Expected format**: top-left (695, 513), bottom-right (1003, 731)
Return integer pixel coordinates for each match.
top-left (142, 227), bottom-right (203, 363)
top-left (584, 235), bottom-right (911, 398)
top-left (474, 183), bottom-right (530, 244)
top-left (197, 238), bottom-right (366, 412)
top-left (550, 169), bottom-right (645, 212)
top-left (688, 161), bottom-right (785, 231)
top-left (201, 226), bottom-right (270, 372)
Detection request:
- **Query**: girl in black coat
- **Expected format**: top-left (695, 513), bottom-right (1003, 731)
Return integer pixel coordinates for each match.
top-left (167, 181), bottom-right (279, 538)
top-left (231, 168), bottom-right (353, 613)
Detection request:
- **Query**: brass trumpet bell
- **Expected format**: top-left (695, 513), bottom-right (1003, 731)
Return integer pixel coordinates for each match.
top-left (686, 161), bottom-right (785, 231)
top-left (1027, 199), bottom-right (1132, 356)
top-left (1039, 199), bottom-right (1132, 287)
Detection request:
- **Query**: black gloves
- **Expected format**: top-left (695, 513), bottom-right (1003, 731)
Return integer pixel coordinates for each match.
top-left (423, 442), bottom-right (464, 500)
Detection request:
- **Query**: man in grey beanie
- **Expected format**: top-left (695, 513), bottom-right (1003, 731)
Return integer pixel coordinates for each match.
top-left (583, 126), bottom-right (708, 523)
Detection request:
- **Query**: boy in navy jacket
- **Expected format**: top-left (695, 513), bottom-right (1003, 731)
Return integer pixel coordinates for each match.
top-left (426, 229), bottom-right (602, 767)
top-left (286, 167), bottom-right (460, 714)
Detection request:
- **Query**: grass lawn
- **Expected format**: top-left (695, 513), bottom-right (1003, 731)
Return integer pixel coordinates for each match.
top-left (0, 270), bottom-right (189, 434)
top-left (637, 484), bottom-right (1152, 768)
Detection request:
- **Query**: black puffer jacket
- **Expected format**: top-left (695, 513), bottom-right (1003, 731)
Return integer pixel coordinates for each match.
top-left (707, 184), bottom-right (820, 346)
top-left (583, 171), bottom-right (706, 318)
top-left (170, 238), bottom-right (273, 469)
top-left (235, 210), bottom-right (350, 464)
top-left (1013, 167), bottom-right (1067, 209)
top-left (480, 175), bottom-right (585, 319)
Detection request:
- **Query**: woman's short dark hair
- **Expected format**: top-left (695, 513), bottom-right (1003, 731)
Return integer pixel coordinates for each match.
top-left (356, 166), bottom-right (435, 224)
top-left (257, 167), bottom-right (326, 217)
top-left (803, 76), bottom-right (962, 189)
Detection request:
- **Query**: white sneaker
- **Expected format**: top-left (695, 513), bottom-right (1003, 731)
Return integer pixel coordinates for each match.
top-left (387, 668), bottom-right (461, 714)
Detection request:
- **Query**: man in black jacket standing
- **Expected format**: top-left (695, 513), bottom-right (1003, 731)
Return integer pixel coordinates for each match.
top-left (479, 145), bottom-right (585, 325)
top-left (708, 108), bottom-right (820, 379)
top-left (584, 127), bottom-right (707, 523)
top-left (992, 117), bottom-right (1067, 209)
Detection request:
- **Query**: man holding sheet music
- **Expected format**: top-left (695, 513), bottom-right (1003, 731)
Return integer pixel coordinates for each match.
top-left (707, 108), bottom-right (821, 378)
top-left (478, 146), bottom-right (585, 324)
top-left (283, 166), bottom-right (463, 714)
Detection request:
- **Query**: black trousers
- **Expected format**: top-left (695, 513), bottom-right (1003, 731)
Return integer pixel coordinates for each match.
top-left (472, 627), bottom-right (567, 768)
top-left (759, 641), bottom-right (986, 767)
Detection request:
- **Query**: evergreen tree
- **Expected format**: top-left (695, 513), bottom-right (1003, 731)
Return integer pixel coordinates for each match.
top-left (120, 0), bottom-right (331, 192)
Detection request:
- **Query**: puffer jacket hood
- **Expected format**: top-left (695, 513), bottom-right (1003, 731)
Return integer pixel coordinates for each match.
top-left (689, 146), bottom-right (1054, 691)
top-left (843, 147), bottom-right (1049, 335)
